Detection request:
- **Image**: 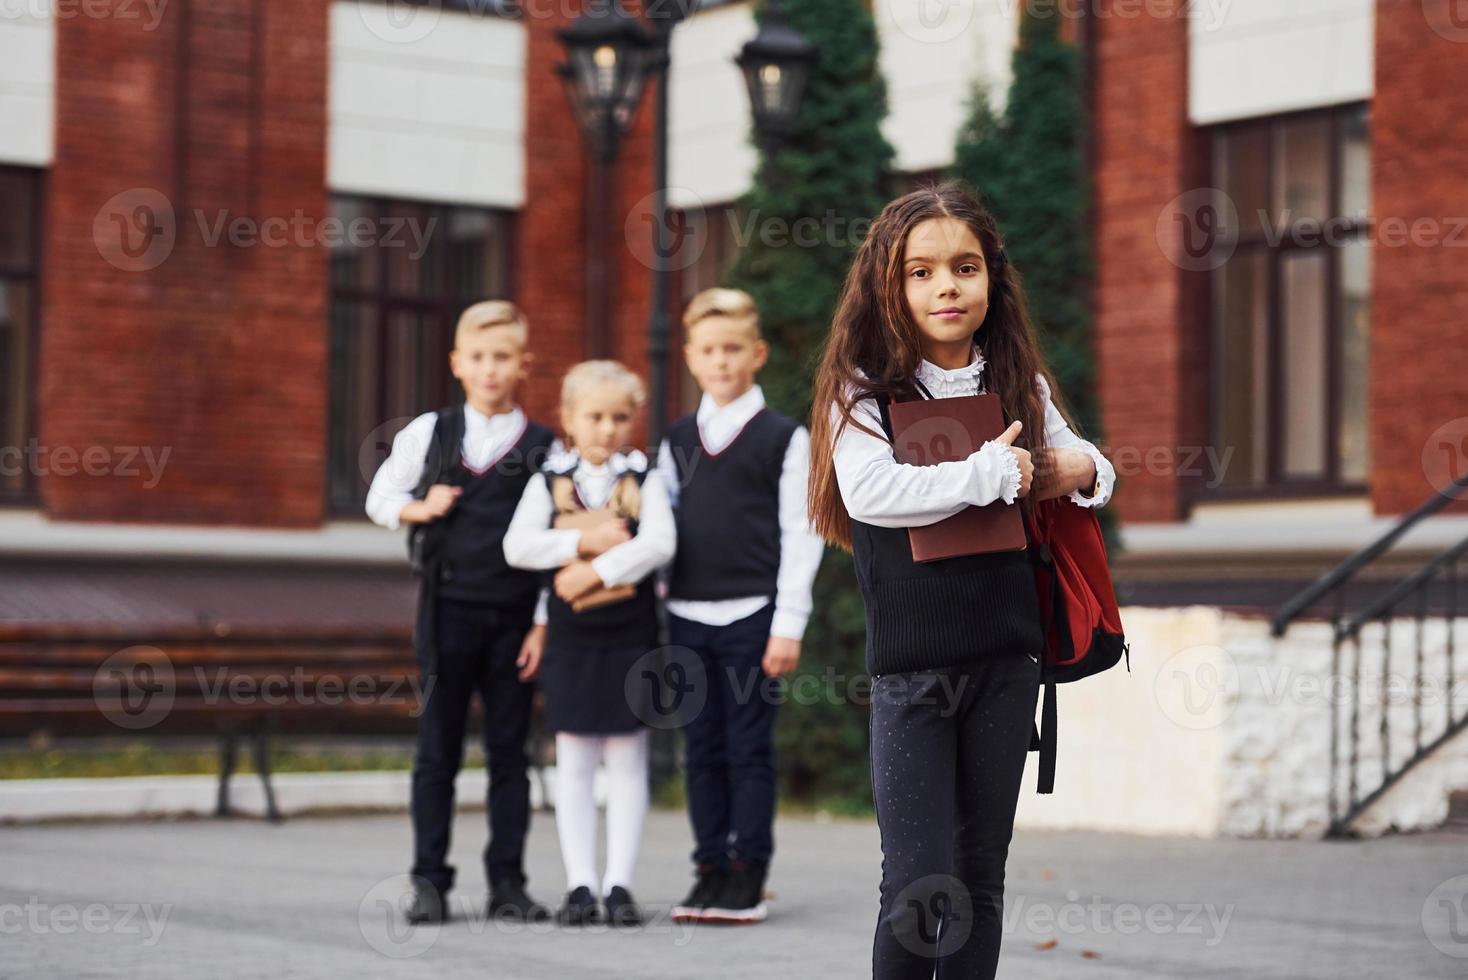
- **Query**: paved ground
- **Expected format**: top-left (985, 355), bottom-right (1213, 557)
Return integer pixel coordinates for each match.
top-left (3, 807), bottom-right (1467, 979)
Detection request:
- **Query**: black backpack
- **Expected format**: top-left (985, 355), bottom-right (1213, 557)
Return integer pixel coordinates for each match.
top-left (406, 405), bottom-right (465, 576)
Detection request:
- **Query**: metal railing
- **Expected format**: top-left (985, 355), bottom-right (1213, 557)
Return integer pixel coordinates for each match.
top-left (1272, 470), bottom-right (1468, 836)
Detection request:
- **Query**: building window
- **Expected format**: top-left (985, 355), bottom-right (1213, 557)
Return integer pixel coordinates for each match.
top-left (0, 167), bottom-right (42, 503)
top-left (1207, 103), bottom-right (1370, 496)
top-left (327, 195), bottom-right (515, 516)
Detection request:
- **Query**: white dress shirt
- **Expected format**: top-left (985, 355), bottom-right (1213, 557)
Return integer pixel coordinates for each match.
top-left (503, 449), bottom-right (678, 625)
top-left (656, 385), bottom-right (826, 642)
top-left (364, 403), bottom-right (529, 530)
top-left (833, 348), bottom-right (1115, 528)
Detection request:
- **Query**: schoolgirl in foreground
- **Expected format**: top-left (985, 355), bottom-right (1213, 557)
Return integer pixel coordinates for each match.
top-left (807, 182), bottom-right (1115, 979)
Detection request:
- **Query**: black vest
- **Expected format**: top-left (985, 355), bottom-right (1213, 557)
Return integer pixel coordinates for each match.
top-left (665, 408), bottom-right (797, 601)
top-left (432, 416), bottom-right (556, 608)
top-left (850, 397), bottom-right (1043, 677)
top-left (543, 465), bottom-right (659, 648)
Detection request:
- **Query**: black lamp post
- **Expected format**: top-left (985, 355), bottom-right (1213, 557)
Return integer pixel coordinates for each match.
top-left (737, 0), bottom-right (817, 153)
top-left (557, 5), bottom-right (655, 358)
top-left (558, 0), bottom-right (815, 444)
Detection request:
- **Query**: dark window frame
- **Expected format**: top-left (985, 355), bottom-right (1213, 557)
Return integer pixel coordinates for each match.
top-left (326, 193), bottom-right (516, 518)
top-left (0, 164), bottom-right (44, 507)
top-left (1199, 102), bottom-right (1371, 503)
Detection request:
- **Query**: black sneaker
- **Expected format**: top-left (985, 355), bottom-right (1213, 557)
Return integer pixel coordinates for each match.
top-left (704, 861), bottom-right (768, 924)
top-left (555, 885), bottom-right (602, 927)
top-left (671, 864), bottom-right (725, 922)
top-left (488, 876), bottom-right (550, 923)
top-left (603, 885), bottom-right (643, 927)
top-left (404, 883), bottom-right (449, 924)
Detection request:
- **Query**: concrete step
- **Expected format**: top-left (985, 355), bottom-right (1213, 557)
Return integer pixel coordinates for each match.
top-left (1444, 790), bottom-right (1468, 833)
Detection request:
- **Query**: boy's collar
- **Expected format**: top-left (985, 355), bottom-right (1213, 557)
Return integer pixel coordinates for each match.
top-left (698, 384), bottom-right (765, 421)
top-left (463, 401), bottom-right (521, 425)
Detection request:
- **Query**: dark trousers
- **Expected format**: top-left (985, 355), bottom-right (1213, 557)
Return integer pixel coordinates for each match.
top-left (869, 652), bottom-right (1040, 980)
top-left (410, 597), bottom-right (535, 895)
top-left (670, 604), bottom-right (779, 868)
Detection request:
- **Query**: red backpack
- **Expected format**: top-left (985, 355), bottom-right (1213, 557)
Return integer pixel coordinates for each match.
top-left (1023, 497), bottom-right (1130, 794)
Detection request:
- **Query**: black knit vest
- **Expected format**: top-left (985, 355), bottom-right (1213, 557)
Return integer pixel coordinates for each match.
top-left (434, 419), bottom-right (557, 608)
top-left (850, 397), bottom-right (1043, 676)
top-left (665, 408), bottom-right (797, 601)
top-left (543, 466), bottom-right (659, 648)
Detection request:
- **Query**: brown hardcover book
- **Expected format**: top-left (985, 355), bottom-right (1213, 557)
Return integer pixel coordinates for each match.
top-left (887, 393), bottom-right (1027, 562)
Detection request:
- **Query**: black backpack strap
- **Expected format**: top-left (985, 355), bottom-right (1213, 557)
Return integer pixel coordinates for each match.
top-left (873, 394), bottom-right (894, 441)
top-left (413, 405), bottom-right (465, 500)
top-left (1035, 539), bottom-right (1061, 795)
top-left (407, 405), bottom-right (465, 572)
top-left (408, 405), bottom-right (466, 675)
top-left (1037, 668), bottom-right (1058, 794)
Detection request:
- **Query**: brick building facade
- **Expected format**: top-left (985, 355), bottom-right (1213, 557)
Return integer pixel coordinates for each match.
top-left (0, 0), bottom-right (1464, 567)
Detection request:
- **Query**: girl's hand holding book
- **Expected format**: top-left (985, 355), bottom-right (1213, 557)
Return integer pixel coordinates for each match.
top-left (576, 519), bottom-right (632, 558)
top-left (995, 421), bottom-right (1033, 498)
top-left (1032, 447), bottom-right (1098, 502)
top-left (554, 560), bottom-right (604, 602)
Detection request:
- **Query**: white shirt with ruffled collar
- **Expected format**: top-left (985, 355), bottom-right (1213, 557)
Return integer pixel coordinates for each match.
top-left (547, 448), bottom-right (649, 511)
top-left (914, 346), bottom-right (990, 398)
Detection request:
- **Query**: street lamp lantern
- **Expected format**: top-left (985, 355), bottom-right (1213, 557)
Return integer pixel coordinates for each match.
top-left (557, 3), bottom-right (656, 161)
top-left (554, 0), bottom-right (817, 445)
top-left (736, 0), bottom-right (817, 147)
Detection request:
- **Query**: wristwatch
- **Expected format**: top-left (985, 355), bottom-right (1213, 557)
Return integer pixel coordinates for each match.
top-left (1077, 465), bottom-right (1100, 498)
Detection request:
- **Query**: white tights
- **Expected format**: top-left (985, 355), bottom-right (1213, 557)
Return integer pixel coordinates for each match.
top-left (554, 730), bottom-right (649, 896)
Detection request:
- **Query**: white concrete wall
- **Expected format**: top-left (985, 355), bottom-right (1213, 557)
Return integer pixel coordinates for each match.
top-left (1018, 606), bottom-right (1468, 839)
top-left (667, 0), bottom-right (1019, 209)
top-left (328, 2), bottom-right (525, 207)
top-left (875, 0), bottom-right (1017, 175)
top-left (1190, 0), bottom-right (1374, 125)
top-left (0, 4), bottom-right (54, 165)
top-left (1016, 607), bottom-right (1229, 837)
top-left (667, 2), bottom-right (760, 210)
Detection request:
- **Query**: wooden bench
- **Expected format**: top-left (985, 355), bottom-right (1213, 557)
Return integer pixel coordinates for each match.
top-left (0, 624), bottom-right (550, 821)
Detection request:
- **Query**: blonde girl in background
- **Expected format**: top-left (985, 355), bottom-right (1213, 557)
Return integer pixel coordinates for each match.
top-left (503, 360), bottom-right (676, 927)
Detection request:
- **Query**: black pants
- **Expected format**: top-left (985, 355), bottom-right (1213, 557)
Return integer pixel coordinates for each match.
top-left (410, 597), bottom-right (535, 895)
top-left (869, 652), bottom-right (1040, 980)
top-left (670, 604), bottom-right (779, 868)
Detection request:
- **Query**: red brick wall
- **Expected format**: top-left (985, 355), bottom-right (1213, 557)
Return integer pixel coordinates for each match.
top-left (518, 1), bottom-right (661, 442)
top-left (40, 0), bottom-right (329, 526)
top-left (518, 2), bottom-right (586, 430)
top-left (1370, 1), bottom-right (1468, 515)
top-left (1090, 1), bottom-right (1192, 523)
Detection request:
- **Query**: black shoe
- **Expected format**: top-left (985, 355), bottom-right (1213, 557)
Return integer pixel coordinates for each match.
top-left (603, 885), bottom-right (643, 927)
top-left (488, 876), bottom-right (551, 923)
top-left (555, 886), bottom-right (602, 926)
top-left (671, 864), bottom-right (725, 922)
top-left (704, 861), bottom-right (768, 924)
top-left (404, 883), bottom-right (449, 924)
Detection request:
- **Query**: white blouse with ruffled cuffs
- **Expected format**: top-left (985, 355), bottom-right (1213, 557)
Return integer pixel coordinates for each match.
top-left (831, 346), bottom-right (1115, 530)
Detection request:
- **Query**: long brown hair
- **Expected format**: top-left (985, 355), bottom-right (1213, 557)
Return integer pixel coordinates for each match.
top-left (808, 181), bottom-right (1084, 549)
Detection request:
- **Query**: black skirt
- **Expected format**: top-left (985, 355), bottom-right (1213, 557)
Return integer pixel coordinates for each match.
top-left (538, 637), bottom-right (654, 735)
